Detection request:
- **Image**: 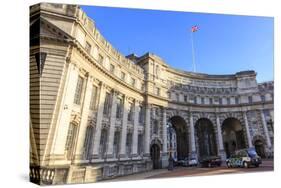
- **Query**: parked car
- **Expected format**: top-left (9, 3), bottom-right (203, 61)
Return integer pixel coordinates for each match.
top-left (188, 157), bottom-right (198, 167)
top-left (226, 148), bottom-right (262, 168)
top-left (177, 157), bottom-right (189, 167)
top-left (200, 156), bottom-right (222, 167)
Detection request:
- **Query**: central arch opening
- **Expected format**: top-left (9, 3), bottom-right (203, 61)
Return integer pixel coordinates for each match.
top-left (195, 118), bottom-right (217, 159)
top-left (169, 116), bottom-right (189, 160)
top-left (222, 118), bottom-right (246, 158)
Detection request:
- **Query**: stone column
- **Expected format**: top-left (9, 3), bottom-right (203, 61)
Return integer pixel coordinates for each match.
top-left (243, 111), bottom-right (253, 148)
top-left (260, 109), bottom-right (272, 149)
top-left (144, 104), bottom-right (151, 157)
top-left (161, 108), bottom-right (168, 168)
top-left (132, 101), bottom-right (140, 158)
top-left (105, 90), bottom-right (118, 159)
top-left (162, 108), bottom-right (168, 154)
top-left (189, 112), bottom-right (196, 158)
top-left (73, 74), bottom-right (93, 161)
top-left (216, 114), bottom-right (225, 160)
top-left (92, 83), bottom-right (106, 159)
top-left (119, 96), bottom-right (129, 158)
top-left (51, 62), bottom-right (79, 156)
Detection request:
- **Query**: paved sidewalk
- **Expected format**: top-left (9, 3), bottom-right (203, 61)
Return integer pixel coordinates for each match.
top-left (102, 169), bottom-right (169, 182)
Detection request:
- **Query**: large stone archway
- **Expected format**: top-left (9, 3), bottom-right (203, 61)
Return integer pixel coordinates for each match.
top-left (195, 118), bottom-right (217, 159)
top-left (169, 116), bottom-right (189, 160)
top-left (221, 118), bottom-right (246, 158)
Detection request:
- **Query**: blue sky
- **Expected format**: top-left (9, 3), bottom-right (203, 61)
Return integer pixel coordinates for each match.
top-left (81, 5), bottom-right (274, 82)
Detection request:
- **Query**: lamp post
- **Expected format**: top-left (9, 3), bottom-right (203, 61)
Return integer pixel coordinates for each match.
top-left (167, 121), bottom-right (174, 171)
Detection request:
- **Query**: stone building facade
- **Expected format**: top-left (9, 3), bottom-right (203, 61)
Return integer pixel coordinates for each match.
top-left (29, 3), bottom-right (274, 185)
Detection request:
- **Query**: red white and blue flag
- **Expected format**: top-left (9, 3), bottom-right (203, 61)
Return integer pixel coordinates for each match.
top-left (191, 25), bottom-right (199, 32)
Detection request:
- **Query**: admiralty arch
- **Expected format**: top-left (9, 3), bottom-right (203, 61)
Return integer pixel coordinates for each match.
top-left (29, 3), bottom-right (274, 184)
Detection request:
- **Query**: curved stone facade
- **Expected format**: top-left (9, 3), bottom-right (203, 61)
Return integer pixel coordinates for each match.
top-left (29, 3), bottom-right (274, 185)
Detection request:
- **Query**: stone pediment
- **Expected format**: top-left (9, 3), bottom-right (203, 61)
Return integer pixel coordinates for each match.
top-left (30, 16), bottom-right (73, 46)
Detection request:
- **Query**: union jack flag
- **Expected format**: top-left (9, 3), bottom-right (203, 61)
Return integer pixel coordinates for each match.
top-left (191, 25), bottom-right (199, 32)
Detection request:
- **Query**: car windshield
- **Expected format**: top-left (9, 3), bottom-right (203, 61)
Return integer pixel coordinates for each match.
top-left (248, 148), bottom-right (258, 157)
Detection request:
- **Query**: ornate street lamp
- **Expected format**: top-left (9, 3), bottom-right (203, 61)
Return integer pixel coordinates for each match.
top-left (167, 121), bottom-right (174, 171)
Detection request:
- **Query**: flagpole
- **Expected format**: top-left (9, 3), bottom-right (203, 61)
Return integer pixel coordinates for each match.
top-left (190, 30), bottom-right (196, 72)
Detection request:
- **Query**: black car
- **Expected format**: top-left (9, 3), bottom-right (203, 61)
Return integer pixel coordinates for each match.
top-left (226, 148), bottom-right (262, 168)
top-left (200, 156), bottom-right (222, 167)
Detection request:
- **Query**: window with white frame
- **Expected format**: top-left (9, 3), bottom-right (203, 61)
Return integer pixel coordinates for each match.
top-left (89, 85), bottom-right (98, 110)
top-left (103, 92), bottom-right (111, 115)
top-left (121, 71), bottom-right (126, 81)
top-left (131, 77), bottom-right (136, 87)
top-left (74, 76), bottom-right (84, 105)
top-left (98, 54), bottom-right (104, 64)
top-left (113, 131), bottom-right (120, 158)
top-left (83, 125), bottom-right (94, 160)
top-left (99, 129), bottom-right (108, 158)
top-left (116, 97), bottom-right (123, 119)
top-left (110, 64), bottom-right (115, 73)
top-left (138, 134), bottom-right (143, 155)
top-left (127, 103), bottom-right (134, 122)
top-left (126, 133), bottom-right (132, 157)
top-left (139, 105), bottom-right (144, 124)
top-left (65, 123), bottom-right (78, 160)
top-left (85, 41), bottom-right (91, 54)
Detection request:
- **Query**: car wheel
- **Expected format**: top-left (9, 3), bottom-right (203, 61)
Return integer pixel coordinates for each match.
top-left (243, 162), bottom-right (249, 168)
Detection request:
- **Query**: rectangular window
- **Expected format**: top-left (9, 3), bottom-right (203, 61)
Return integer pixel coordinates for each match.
top-left (127, 103), bottom-right (134, 121)
top-left (113, 131), bottom-right (120, 158)
top-left (138, 106), bottom-right (144, 124)
top-left (98, 54), bottom-right (104, 64)
top-left (103, 92), bottom-right (111, 115)
top-left (65, 123), bottom-right (78, 160)
top-left (138, 134), bottom-right (143, 155)
top-left (141, 83), bottom-right (145, 91)
top-left (131, 78), bottom-right (136, 87)
top-left (89, 85), bottom-right (98, 110)
top-left (261, 95), bottom-right (265, 102)
top-left (110, 64), bottom-right (115, 73)
top-left (227, 98), bottom-right (231, 105)
top-left (194, 96), bottom-right (197, 104)
top-left (176, 93), bottom-right (179, 101)
top-left (121, 71), bottom-right (126, 81)
top-left (85, 41), bottom-right (91, 54)
top-left (83, 125), bottom-right (94, 159)
top-left (156, 87), bottom-right (160, 96)
top-left (201, 97), bottom-right (204, 104)
top-left (126, 133), bottom-right (132, 157)
top-left (219, 98), bottom-right (222, 105)
top-left (184, 95), bottom-right (187, 102)
top-left (235, 97), bottom-right (239, 104)
top-left (209, 98), bottom-right (213, 104)
top-left (100, 129), bottom-right (108, 158)
top-left (74, 76), bottom-right (84, 105)
top-left (116, 98), bottom-right (123, 119)
top-left (248, 96), bottom-right (253, 104)
top-left (167, 92), bottom-right (171, 99)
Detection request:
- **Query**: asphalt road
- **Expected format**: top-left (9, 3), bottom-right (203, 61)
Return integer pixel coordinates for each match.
top-left (149, 160), bottom-right (273, 179)
top-left (103, 160), bottom-right (273, 182)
